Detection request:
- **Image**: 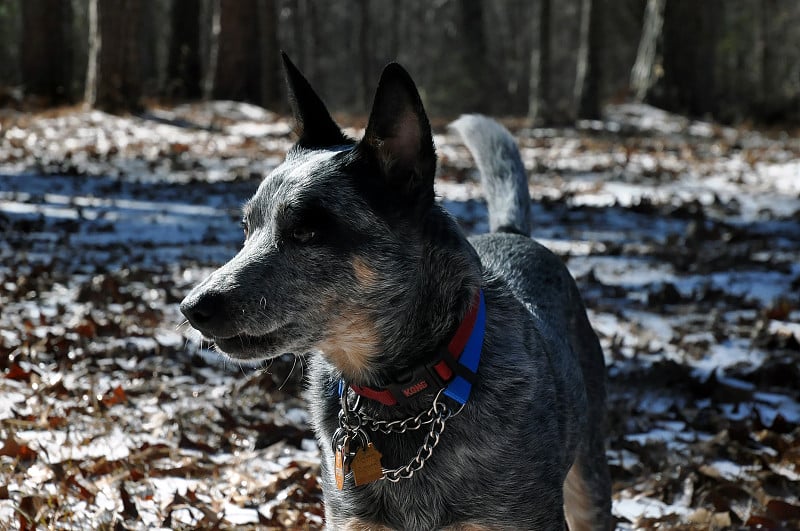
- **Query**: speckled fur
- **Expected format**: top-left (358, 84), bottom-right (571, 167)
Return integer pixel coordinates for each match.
top-left (181, 55), bottom-right (611, 530)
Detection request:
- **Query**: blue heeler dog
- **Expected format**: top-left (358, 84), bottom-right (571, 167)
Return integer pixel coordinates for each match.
top-left (181, 53), bottom-right (612, 530)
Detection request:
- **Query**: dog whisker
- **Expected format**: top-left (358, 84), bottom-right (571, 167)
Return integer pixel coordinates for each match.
top-left (278, 355), bottom-right (299, 391)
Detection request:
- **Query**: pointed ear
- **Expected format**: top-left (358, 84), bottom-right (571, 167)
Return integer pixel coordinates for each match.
top-left (360, 63), bottom-right (436, 203)
top-left (281, 52), bottom-right (350, 148)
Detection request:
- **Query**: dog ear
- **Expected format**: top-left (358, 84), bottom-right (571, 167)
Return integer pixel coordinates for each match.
top-left (281, 52), bottom-right (350, 148)
top-left (360, 63), bottom-right (436, 205)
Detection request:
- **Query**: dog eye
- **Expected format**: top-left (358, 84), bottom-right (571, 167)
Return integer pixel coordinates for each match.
top-left (241, 219), bottom-right (249, 238)
top-left (291, 227), bottom-right (316, 243)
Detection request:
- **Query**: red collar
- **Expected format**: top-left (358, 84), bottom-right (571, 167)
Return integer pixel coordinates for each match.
top-left (349, 290), bottom-right (484, 406)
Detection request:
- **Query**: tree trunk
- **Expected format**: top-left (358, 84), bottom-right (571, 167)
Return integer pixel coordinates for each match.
top-left (92, 0), bottom-right (143, 112)
top-left (758, 0), bottom-right (776, 120)
top-left (200, 0), bottom-right (221, 101)
top-left (578, 0), bottom-right (604, 119)
top-left (528, 0), bottom-right (551, 125)
top-left (168, 0), bottom-right (203, 100)
top-left (257, 0), bottom-right (280, 110)
top-left (84, 0), bottom-right (99, 107)
top-left (659, 0), bottom-right (719, 117)
top-left (291, 0), bottom-right (306, 73)
top-left (138, 0), bottom-right (169, 99)
top-left (21, 0), bottom-right (74, 104)
top-left (0, 1), bottom-right (22, 94)
top-left (458, 0), bottom-right (489, 113)
top-left (213, 0), bottom-right (261, 103)
top-left (357, 0), bottom-right (371, 108)
top-left (573, 0), bottom-right (592, 118)
top-left (304, 0), bottom-right (319, 83)
top-left (630, 0), bottom-right (665, 102)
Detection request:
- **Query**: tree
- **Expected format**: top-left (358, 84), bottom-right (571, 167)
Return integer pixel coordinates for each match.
top-left (257, 0), bottom-right (280, 110)
top-left (630, 0), bottom-right (666, 102)
top-left (86, 0), bottom-right (143, 112)
top-left (84, 0), bottom-right (99, 107)
top-left (213, 0), bottom-right (260, 103)
top-left (528, 0), bottom-right (552, 125)
top-left (21, 0), bottom-right (74, 104)
top-left (458, 0), bottom-right (490, 113)
top-left (168, 0), bottom-right (203, 100)
top-left (357, 0), bottom-right (371, 108)
top-left (658, 0), bottom-right (719, 117)
top-left (576, 0), bottom-right (606, 120)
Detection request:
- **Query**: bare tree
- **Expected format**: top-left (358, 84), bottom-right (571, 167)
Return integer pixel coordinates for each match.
top-left (659, 0), bottom-right (719, 117)
top-left (213, 0), bottom-right (261, 103)
top-left (578, 0), bottom-right (604, 119)
top-left (200, 0), bottom-right (220, 101)
top-left (87, 0), bottom-right (142, 112)
top-left (574, 0), bottom-right (592, 115)
top-left (257, 0), bottom-right (280, 110)
top-left (84, 0), bottom-right (99, 107)
top-left (357, 0), bottom-right (371, 108)
top-left (528, 0), bottom-right (552, 125)
top-left (168, 0), bottom-right (203, 99)
top-left (458, 0), bottom-right (489, 113)
top-left (21, 0), bottom-right (74, 104)
top-left (630, 0), bottom-right (665, 102)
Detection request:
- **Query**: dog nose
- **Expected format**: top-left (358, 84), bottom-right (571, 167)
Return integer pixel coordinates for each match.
top-left (180, 291), bottom-right (228, 334)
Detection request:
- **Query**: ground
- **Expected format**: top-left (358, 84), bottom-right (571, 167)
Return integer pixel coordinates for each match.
top-left (0, 102), bottom-right (798, 530)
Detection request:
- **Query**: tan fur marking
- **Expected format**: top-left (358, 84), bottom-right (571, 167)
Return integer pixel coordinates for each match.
top-left (342, 519), bottom-right (392, 531)
top-left (352, 256), bottom-right (378, 287)
top-left (316, 310), bottom-right (379, 381)
top-left (564, 461), bottom-right (594, 531)
top-left (443, 525), bottom-right (496, 530)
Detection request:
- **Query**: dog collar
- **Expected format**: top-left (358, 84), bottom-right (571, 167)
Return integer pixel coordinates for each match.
top-left (345, 289), bottom-right (486, 407)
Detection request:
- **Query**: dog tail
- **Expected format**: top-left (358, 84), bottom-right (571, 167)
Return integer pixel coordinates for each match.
top-left (449, 114), bottom-right (531, 236)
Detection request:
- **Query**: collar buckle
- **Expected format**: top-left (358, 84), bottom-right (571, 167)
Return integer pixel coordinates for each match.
top-left (350, 289), bottom-right (485, 407)
top-left (386, 357), bottom-right (449, 405)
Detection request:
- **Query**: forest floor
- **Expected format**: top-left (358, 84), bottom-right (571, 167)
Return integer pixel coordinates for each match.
top-left (0, 102), bottom-right (799, 530)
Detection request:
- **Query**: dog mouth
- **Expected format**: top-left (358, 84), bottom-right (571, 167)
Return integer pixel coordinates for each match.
top-left (207, 325), bottom-right (293, 361)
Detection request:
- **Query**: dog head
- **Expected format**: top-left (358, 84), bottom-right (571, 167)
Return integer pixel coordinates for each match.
top-left (180, 54), bottom-right (480, 384)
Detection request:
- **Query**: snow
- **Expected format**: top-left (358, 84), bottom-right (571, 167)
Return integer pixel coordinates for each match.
top-left (1, 101), bottom-right (799, 529)
top-left (615, 496), bottom-right (691, 522)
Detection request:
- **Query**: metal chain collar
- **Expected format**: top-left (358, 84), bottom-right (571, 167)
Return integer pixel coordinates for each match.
top-left (338, 387), bottom-right (464, 482)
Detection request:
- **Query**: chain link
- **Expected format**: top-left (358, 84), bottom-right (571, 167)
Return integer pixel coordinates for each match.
top-left (360, 388), bottom-right (463, 434)
top-left (337, 387), bottom-right (465, 483)
top-left (381, 401), bottom-right (450, 482)
top-left (334, 389), bottom-right (464, 483)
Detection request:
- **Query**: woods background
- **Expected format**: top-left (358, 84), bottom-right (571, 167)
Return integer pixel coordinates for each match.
top-left (1, 0), bottom-right (800, 124)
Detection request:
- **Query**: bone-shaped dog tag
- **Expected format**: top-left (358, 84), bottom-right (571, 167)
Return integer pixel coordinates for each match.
top-left (351, 443), bottom-right (383, 486)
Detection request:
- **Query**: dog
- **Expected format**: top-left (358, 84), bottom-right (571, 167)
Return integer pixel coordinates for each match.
top-left (180, 53), bottom-right (612, 530)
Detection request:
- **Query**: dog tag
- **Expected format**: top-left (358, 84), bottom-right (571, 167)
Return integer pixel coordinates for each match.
top-left (351, 443), bottom-right (383, 486)
top-left (334, 447), bottom-right (346, 490)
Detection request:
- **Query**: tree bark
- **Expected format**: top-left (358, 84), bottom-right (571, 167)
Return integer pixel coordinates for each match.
top-left (573, 0), bottom-right (592, 117)
top-left (659, 0), bottom-right (719, 117)
top-left (200, 0), bottom-right (221, 101)
top-left (578, 0), bottom-right (604, 119)
top-left (528, 0), bottom-right (551, 125)
top-left (168, 0), bottom-right (203, 99)
top-left (257, 0), bottom-right (280, 110)
top-left (357, 0), bottom-right (371, 108)
top-left (92, 0), bottom-right (143, 112)
top-left (458, 0), bottom-right (489, 113)
top-left (84, 0), bottom-right (99, 107)
top-left (21, 0), bottom-right (74, 104)
top-left (213, 0), bottom-right (261, 103)
top-left (630, 0), bottom-right (665, 102)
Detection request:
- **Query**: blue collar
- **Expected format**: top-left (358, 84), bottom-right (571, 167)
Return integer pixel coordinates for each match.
top-left (343, 290), bottom-right (486, 406)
